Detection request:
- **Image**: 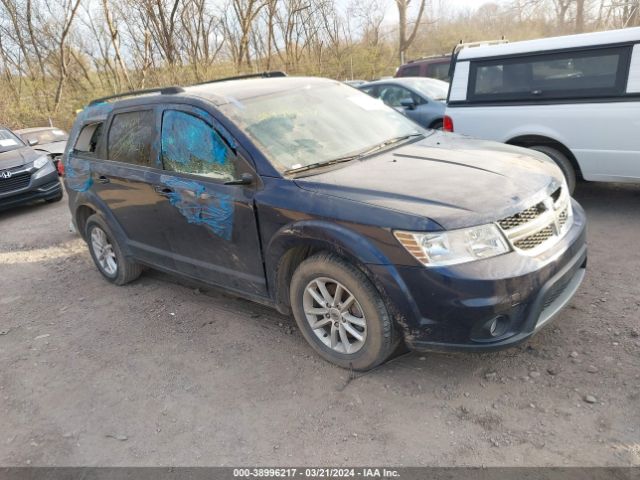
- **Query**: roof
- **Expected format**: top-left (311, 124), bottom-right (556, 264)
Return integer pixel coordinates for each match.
top-left (183, 76), bottom-right (340, 105)
top-left (81, 76), bottom-right (340, 116)
top-left (458, 26), bottom-right (640, 61)
top-left (404, 54), bottom-right (451, 65)
top-left (361, 77), bottom-right (449, 87)
top-left (15, 127), bottom-right (59, 134)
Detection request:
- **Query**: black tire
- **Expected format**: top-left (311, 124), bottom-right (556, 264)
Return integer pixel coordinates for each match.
top-left (529, 145), bottom-right (576, 194)
top-left (289, 252), bottom-right (399, 371)
top-left (430, 119), bottom-right (444, 130)
top-left (85, 214), bottom-right (142, 286)
top-left (46, 191), bottom-right (63, 203)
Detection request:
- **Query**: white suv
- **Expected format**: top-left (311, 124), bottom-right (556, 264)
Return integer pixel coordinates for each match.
top-left (444, 27), bottom-right (640, 192)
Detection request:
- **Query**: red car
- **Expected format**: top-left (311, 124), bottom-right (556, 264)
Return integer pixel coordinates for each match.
top-left (395, 55), bottom-right (451, 81)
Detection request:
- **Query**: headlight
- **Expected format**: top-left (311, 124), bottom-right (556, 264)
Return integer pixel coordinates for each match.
top-left (394, 224), bottom-right (511, 267)
top-left (33, 156), bottom-right (49, 169)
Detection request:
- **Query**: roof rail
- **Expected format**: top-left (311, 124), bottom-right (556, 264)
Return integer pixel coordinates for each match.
top-left (88, 86), bottom-right (185, 106)
top-left (407, 53), bottom-right (451, 63)
top-left (192, 71), bottom-right (287, 86)
top-left (452, 37), bottom-right (509, 56)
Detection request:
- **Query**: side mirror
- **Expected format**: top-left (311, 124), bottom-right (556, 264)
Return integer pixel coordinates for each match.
top-left (28, 139), bottom-right (39, 146)
top-left (224, 172), bottom-right (254, 186)
top-left (400, 98), bottom-right (417, 110)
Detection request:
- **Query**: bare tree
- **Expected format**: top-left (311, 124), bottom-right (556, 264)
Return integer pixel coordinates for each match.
top-left (395, 0), bottom-right (427, 63)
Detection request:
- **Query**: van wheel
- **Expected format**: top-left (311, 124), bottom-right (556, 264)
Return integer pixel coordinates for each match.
top-left (85, 214), bottom-right (142, 285)
top-left (289, 252), bottom-right (398, 371)
top-left (529, 145), bottom-right (576, 194)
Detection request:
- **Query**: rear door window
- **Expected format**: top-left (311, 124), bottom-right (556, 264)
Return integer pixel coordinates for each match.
top-left (107, 110), bottom-right (155, 166)
top-left (161, 110), bottom-right (235, 181)
top-left (470, 46), bottom-right (631, 101)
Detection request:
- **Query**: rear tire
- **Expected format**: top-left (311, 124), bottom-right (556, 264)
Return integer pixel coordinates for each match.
top-left (289, 252), bottom-right (399, 371)
top-left (529, 145), bottom-right (576, 194)
top-left (85, 214), bottom-right (142, 286)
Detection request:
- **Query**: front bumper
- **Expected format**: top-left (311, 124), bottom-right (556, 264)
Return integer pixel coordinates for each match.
top-left (369, 199), bottom-right (587, 352)
top-left (0, 167), bottom-right (61, 211)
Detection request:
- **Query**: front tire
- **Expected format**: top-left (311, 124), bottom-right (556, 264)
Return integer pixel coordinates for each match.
top-left (290, 252), bottom-right (398, 371)
top-left (85, 214), bottom-right (142, 285)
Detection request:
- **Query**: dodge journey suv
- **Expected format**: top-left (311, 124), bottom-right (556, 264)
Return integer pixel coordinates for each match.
top-left (63, 74), bottom-right (587, 370)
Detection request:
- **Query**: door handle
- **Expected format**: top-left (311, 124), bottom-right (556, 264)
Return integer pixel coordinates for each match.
top-left (96, 175), bottom-right (110, 184)
top-left (154, 185), bottom-right (174, 197)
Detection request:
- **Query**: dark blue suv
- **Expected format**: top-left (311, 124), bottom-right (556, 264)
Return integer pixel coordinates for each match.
top-left (63, 74), bottom-right (587, 370)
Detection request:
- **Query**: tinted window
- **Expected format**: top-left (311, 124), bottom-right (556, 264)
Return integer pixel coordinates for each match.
top-left (400, 65), bottom-right (420, 77)
top-left (74, 123), bottom-right (103, 154)
top-left (471, 47), bottom-right (630, 101)
top-left (161, 110), bottom-right (235, 181)
top-left (379, 85), bottom-right (420, 107)
top-left (107, 110), bottom-right (155, 166)
top-left (428, 62), bottom-right (450, 81)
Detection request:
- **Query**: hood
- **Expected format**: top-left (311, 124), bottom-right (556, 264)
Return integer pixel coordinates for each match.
top-left (0, 146), bottom-right (42, 171)
top-left (34, 141), bottom-right (66, 155)
top-left (294, 132), bottom-right (563, 230)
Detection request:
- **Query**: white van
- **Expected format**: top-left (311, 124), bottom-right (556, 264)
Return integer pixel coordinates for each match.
top-left (444, 27), bottom-right (640, 192)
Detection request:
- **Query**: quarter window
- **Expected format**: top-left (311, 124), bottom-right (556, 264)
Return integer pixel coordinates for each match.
top-left (470, 46), bottom-right (630, 101)
top-left (107, 110), bottom-right (155, 166)
top-left (74, 122), bottom-right (103, 154)
top-left (161, 110), bottom-right (235, 181)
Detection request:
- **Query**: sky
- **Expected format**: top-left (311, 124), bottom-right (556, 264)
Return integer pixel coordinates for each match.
top-left (380, 0), bottom-right (513, 25)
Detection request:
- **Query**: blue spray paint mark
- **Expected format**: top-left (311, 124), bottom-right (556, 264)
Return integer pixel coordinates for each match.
top-left (162, 111), bottom-right (228, 171)
top-left (161, 176), bottom-right (234, 241)
top-left (199, 109), bottom-right (237, 150)
top-left (65, 157), bottom-right (93, 192)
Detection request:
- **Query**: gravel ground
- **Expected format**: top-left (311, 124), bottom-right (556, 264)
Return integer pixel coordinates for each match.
top-left (0, 182), bottom-right (638, 467)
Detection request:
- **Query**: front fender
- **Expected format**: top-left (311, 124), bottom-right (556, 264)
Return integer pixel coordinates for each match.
top-left (264, 220), bottom-right (421, 328)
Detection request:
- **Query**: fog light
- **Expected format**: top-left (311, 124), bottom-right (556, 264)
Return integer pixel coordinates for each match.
top-left (488, 315), bottom-right (509, 337)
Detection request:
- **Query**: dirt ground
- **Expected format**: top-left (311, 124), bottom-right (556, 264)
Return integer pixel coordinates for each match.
top-left (0, 182), bottom-right (639, 467)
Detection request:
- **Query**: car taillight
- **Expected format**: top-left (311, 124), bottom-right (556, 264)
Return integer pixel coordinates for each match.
top-left (443, 115), bottom-right (454, 132)
top-left (57, 160), bottom-right (65, 176)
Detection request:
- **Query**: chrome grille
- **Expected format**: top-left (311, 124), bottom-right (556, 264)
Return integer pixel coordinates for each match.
top-left (498, 203), bottom-right (545, 230)
top-left (498, 186), bottom-right (572, 255)
top-left (514, 225), bottom-right (554, 250)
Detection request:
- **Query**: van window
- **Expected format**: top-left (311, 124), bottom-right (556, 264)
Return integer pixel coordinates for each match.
top-left (470, 46), bottom-right (630, 101)
top-left (107, 110), bottom-right (155, 166)
top-left (161, 110), bottom-right (235, 181)
top-left (74, 123), bottom-right (103, 154)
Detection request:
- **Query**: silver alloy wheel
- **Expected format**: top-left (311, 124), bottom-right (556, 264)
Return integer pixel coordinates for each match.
top-left (90, 226), bottom-right (118, 276)
top-left (302, 277), bottom-right (367, 354)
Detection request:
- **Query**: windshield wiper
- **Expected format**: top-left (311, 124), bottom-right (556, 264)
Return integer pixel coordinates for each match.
top-left (284, 133), bottom-right (424, 175)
